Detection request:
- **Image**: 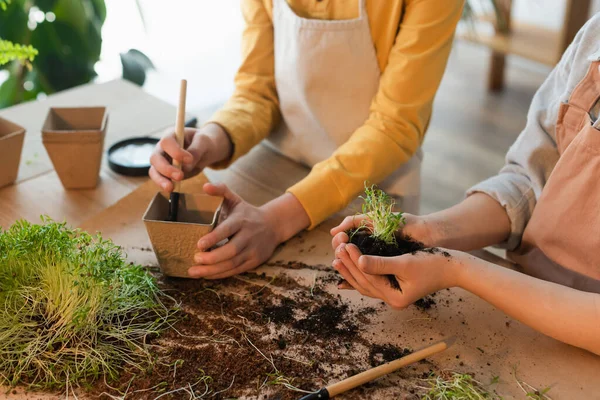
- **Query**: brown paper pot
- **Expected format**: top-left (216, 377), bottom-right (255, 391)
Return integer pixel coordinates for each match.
top-left (42, 107), bottom-right (108, 189)
top-left (0, 117), bottom-right (26, 189)
top-left (143, 192), bottom-right (224, 278)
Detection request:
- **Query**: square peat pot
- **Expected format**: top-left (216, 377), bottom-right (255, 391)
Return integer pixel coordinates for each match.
top-left (0, 117), bottom-right (25, 189)
top-left (143, 192), bottom-right (224, 278)
top-left (42, 107), bottom-right (108, 189)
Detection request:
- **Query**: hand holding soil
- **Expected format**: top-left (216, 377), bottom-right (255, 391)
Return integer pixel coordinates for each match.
top-left (149, 123), bottom-right (232, 192)
top-left (333, 242), bottom-right (463, 309)
top-left (187, 182), bottom-right (281, 279)
top-left (331, 212), bottom-right (436, 250)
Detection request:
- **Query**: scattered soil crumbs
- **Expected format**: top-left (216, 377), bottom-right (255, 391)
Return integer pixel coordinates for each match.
top-left (414, 296), bottom-right (436, 310)
top-left (369, 344), bottom-right (411, 367)
top-left (91, 266), bottom-right (427, 400)
top-left (293, 302), bottom-right (357, 338)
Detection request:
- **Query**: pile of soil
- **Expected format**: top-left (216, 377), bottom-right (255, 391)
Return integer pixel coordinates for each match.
top-left (369, 344), bottom-right (412, 367)
top-left (92, 268), bottom-right (424, 400)
top-left (347, 229), bottom-right (445, 310)
top-left (348, 229), bottom-right (424, 291)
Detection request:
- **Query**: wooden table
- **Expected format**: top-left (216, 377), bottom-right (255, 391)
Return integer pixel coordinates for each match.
top-left (1, 80), bottom-right (599, 399)
top-left (0, 79), bottom-right (184, 228)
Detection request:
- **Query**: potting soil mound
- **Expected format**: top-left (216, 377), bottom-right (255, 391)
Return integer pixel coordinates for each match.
top-left (348, 229), bottom-right (447, 306)
top-left (93, 268), bottom-right (429, 400)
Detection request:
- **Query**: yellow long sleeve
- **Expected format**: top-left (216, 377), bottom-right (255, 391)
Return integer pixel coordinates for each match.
top-left (209, 0), bottom-right (280, 166)
top-left (209, 0), bottom-right (464, 227)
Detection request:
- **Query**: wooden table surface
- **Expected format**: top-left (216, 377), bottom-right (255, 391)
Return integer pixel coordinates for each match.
top-left (1, 80), bottom-right (599, 399)
top-left (0, 79), bottom-right (183, 228)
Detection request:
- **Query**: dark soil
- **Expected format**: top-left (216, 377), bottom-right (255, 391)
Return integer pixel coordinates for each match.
top-left (348, 229), bottom-right (424, 291)
top-left (91, 267), bottom-right (424, 400)
top-left (347, 229), bottom-right (444, 310)
top-left (369, 344), bottom-right (412, 367)
top-left (292, 302), bottom-right (357, 339)
top-left (347, 229), bottom-right (425, 291)
top-left (414, 296), bottom-right (436, 310)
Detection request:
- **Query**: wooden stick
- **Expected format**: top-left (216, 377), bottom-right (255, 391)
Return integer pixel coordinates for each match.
top-left (300, 337), bottom-right (455, 400)
top-left (173, 79), bottom-right (187, 193)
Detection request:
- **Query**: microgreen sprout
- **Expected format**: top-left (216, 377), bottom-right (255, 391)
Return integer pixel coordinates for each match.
top-left (419, 371), bottom-right (498, 399)
top-left (0, 217), bottom-right (177, 389)
top-left (359, 183), bottom-right (405, 245)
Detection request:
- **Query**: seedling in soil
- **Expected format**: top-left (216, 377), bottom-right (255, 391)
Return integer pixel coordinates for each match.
top-left (0, 217), bottom-right (177, 390)
top-left (358, 184), bottom-right (406, 245)
top-left (348, 183), bottom-right (424, 291)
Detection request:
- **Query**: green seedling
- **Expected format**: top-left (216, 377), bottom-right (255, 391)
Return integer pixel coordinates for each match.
top-left (0, 217), bottom-right (177, 389)
top-left (359, 183), bottom-right (405, 245)
top-left (421, 371), bottom-right (498, 399)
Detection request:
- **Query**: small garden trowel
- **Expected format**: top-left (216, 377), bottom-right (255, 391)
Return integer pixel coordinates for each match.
top-left (298, 336), bottom-right (455, 399)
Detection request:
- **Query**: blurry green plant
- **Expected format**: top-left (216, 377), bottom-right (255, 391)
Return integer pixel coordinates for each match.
top-left (0, 0), bottom-right (153, 109)
top-left (0, 0), bottom-right (38, 67)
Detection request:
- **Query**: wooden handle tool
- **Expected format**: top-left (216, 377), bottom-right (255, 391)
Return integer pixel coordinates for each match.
top-left (299, 336), bottom-right (456, 400)
top-left (167, 79), bottom-right (187, 222)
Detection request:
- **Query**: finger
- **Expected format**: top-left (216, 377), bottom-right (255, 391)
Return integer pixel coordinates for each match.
top-left (344, 243), bottom-right (363, 264)
top-left (332, 259), bottom-right (363, 293)
top-left (358, 254), bottom-right (402, 276)
top-left (194, 233), bottom-right (248, 265)
top-left (203, 183), bottom-right (242, 205)
top-left (150, 150), bottom-right (184, 182)
top-left (331, 232), bottom-right (350, 251)
top-left (188, 253), bottom-right (246, 279)
top-left (197, 217), bottom-right (243, 251)
top-left (338, 280), bottom-right (355, 290)
top-left (337, 245), bottom-right (376, 297)
top-left (149, 166), bottom-right (173, 192)
top-left (184, 133), bottom-right (210, 172)
top-left (203, 259), bottom-right (256, 280)
top-left (330, 215), bottom-right (367, 236)
top-left (159, 135), bottom-right (194, 164)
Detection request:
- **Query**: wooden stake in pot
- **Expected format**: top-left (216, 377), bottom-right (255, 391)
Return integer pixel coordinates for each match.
top-left (299, 337), bottom-right (455, 400)
top-left (167, 79), bottom-right (187, 222)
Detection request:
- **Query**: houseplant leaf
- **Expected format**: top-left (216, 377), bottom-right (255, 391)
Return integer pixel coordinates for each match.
top-left (120, 48), bottom-right (154, 86)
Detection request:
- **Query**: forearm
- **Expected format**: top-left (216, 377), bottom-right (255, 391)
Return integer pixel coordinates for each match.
top-left (262, 193), bottom-right (310, 243)
top-left (425, 193), bottom-right (511, 251)
top-left (457, 256), bottom-right (600, 355)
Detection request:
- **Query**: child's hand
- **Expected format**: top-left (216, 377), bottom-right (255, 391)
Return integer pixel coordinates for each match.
top-left (149, 123), bottom-right (232, 192)
top-left (188, 183), bottom-right (280, 279)
top-left (332, 243), bottom-right (469, 309)
top-left (330, 213), bottom-right (436, 251)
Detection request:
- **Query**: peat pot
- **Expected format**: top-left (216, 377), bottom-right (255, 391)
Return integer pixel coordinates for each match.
top-left (143, 192), bottom-right (224, 278)
top-left (0, 117), bottom-right (25, 189)
top-left (42, 107), bottom-right (108, 189)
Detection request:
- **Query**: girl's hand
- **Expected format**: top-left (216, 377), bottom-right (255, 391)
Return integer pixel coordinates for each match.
top-left (332, 243), bottom-right (471, 309)
top-left (188, 183), bottom-right (281, 279)
top-left (330, 213), bottom-right (437, 252)
top-left (149, 123), bottom-right (232, 192)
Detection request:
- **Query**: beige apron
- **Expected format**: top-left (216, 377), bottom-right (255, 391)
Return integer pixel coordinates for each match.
top-left (509, 61), bottom-right (600, 294)
top-left (265, 0), bottom-right (422, 213)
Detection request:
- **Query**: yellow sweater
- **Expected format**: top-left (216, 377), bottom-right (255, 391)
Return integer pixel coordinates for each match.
top-left (209, 0), bottom-right (464, 228)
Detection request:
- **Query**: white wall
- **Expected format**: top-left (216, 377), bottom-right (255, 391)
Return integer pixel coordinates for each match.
top-left (96, 0), bottom-right (600, 114)
top-left (513, 0), bottom-right (600, 29)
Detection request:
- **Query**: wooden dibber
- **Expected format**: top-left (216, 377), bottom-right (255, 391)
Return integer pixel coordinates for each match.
top-left (167, 79), bottom-right (188, 222)
top-left (299, 337), bottom-right (456, 400)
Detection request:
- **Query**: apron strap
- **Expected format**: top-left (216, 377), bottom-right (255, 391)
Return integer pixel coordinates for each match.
top-left (567, 60), bottom-right (600, 112)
